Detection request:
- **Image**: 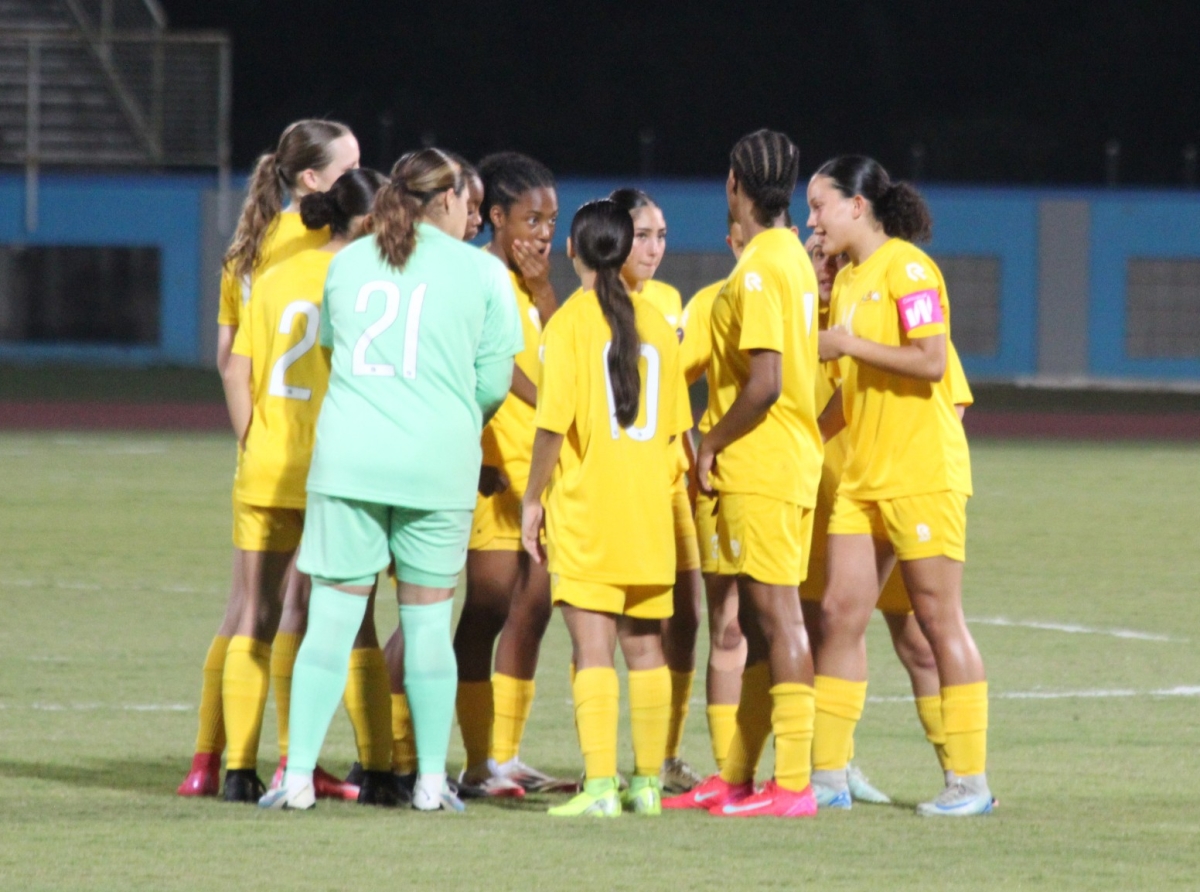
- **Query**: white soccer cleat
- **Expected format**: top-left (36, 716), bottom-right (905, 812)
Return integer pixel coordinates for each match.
top-left (916, 776), bottom-right (994, 817)
top-left (412, 773), bottom-right (466, 813)
top-left (496, 757), bottom-right (576, 793)
top-left (258, 780), bottom-right (316, 811)
top-left (846, 762), bottom-right (891, 804)
top-left (660, 757), bottom-right (704, 794)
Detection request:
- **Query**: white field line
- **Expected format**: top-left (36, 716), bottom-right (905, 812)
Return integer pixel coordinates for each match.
top-left (867, 686), bottom-right (1200, 704)
top-left (968, 615), bottom-right (1183, 642)
top-left (0, 703), bottom-right (192, 711)
top-left (0, 578), bottom-right (219, 596)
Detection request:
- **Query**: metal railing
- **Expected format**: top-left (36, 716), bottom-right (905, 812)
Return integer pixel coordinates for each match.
top-left (0, 3), bottom-right (229, 230)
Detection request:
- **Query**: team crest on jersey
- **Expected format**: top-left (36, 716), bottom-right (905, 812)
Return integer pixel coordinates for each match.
top-left (860, 291), bottom-right (881, 303)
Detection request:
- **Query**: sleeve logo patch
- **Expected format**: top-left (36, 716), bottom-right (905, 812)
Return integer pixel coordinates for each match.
top-left (744, 272), bottom-right (763, 292)
top-left (898, 289), bottom-right (944, 333)
top-left (906, 263), bottom-right (929, 282)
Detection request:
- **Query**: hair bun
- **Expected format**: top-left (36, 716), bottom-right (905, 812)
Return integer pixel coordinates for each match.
top-left (299, 190), bottom-right (336, 230)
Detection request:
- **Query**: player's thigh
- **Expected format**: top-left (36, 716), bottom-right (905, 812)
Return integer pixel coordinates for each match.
top-left (296, 493), bottom-right (389, 582)
top-left (389, 506), bottom-right (473, 589)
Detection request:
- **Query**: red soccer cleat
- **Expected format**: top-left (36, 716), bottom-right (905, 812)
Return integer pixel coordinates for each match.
top-left (271, 758), bottom-right (361, 801)
top-left (176, 752), bottom-right (221, 797)
top-left (708, 780), bottom-right (817, 818)
top-left (662, 773), bottom-right (753, 811)
top-left (314, 765), bottom-right (361, 801)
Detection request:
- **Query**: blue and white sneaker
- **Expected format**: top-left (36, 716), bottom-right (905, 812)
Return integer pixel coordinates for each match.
top-left (812, 781), bottom-right (852, 810)
top-left (916, 777), bottom-right (993, 817)
top-left (258, 780), bottom-right (316, 810)
top-left (847, 763), bottom-right (891, 804)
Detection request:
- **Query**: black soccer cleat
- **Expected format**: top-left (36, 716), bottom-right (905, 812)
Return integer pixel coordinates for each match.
top-left (223, 768), bottom-right (266, 803)
top-left (357, 770), bottom-right (405, 807)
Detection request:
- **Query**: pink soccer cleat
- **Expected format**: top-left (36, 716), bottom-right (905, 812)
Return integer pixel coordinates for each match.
top-left (176, 753), bottom-right (221, 797)
top-left (708, 780), bottom-right (817, 818)
top-left (662, 774), bottom-right (753, 811)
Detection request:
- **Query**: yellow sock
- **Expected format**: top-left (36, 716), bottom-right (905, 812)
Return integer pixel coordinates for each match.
top-left (771, 683), bottom-right (816, 792)
top-left (847, 734), bottom-right (856, 763)
top-left (573, 667), bottom-right (619, 780)
top-left (194, 635), bottom-right (229, 755)
top-left (269, 631), bottom-right (301, 758)
top-left (628, 666), bottom-right (671, 777)
top-left (221, 636), bottom-right (271, 771)
top-left (491, 673), bottom-right (534, 765)
top-left (665, 670), bottom-right (694, 760)
top-left (720, 662), bottom-right (773, 785)
top-left (915, 694), bottom-right (950, 771)
top-left (812, 675), bottom-right (867, 771)
top-left (344, 647), bottom-right (393, 771)
top-left (706, 703), bottom-right (739, 771)
top-left (391, 692), bottom-right (417, 774)
top-left (455, 680), bottom-right (494, 770)
top-left (942, 682), bottom-right (988, 776)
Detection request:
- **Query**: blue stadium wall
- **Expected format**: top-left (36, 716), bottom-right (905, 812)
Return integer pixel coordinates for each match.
top-left (1, 172), bottom-right (1198, 382)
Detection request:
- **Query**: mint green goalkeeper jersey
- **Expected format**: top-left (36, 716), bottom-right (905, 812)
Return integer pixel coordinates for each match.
top-left (307, 222), bottom-right (523, 510)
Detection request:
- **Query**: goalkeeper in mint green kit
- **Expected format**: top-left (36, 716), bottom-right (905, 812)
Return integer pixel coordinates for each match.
top-left (260, 148), bottom-right (523, 812)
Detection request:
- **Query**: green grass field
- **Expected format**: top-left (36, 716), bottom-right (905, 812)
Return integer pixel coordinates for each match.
top-left (1, 433), bottom-right (1198, 890)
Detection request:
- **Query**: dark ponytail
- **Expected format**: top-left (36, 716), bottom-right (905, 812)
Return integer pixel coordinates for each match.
top-left (299, 168), bottom-right (387, 237)
top-left (571, 200), bottom-right (640, 428)
top-left (814, 155), bottom-right (933, 243)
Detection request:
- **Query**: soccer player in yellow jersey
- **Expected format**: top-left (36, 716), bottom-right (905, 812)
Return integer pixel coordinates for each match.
top-left (667, 130), bottom-right (823, 818)
top-left (217, 169), bottom-right (386, 804)
top-left (521, 199), bottom-right (692, 818)
top-left (801, 235), bottom-right (975, 808)
top-left (608, 187), bottom-right (704, 793)
top-left (452, 153), bottom-right (566, 796)
top-left (807, 155), bottom-right (992, 817)
top-left (679, 214), bottom-right (745, 774)
top-left (179, 119), bottom-right (360, 798)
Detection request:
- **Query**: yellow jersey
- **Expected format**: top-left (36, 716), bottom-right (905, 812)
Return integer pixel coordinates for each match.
top-left (480, 268), bottom-right (542, 490)
top-left (535, 290), bottom-right (693, 585)
top-left (706, 227), bottom-right (823, 507)
top-left (636, 279), bottom-right (689, 481)
top-left (635, 279), bottom-right (685, 342)
top-left (230, 248), bottom-right (333, 508)
top-left (829, 238), bottom-right (972, 500)
top-left (681, 279), bottom-right (724, 434)
top-left (218, 211), bottom-right (330, 327)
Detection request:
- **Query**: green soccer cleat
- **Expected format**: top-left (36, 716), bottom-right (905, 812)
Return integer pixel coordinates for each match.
top-left (548, 777), bottom-right (621, 818)
top-left (621, 775), bottom-right (663, 815)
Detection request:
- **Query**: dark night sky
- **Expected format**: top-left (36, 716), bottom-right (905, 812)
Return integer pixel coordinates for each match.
top-left (163, 1), bottom-right (1200, 185)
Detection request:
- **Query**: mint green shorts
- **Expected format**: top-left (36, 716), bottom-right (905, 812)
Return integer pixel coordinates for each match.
top-left (297, 492), bottom-right (472, 588)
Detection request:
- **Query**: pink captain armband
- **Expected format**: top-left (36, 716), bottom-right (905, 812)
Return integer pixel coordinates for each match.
top-left (897, 289), bottom-right (945, 334)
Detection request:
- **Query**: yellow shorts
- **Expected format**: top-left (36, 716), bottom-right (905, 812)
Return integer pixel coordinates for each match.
top-left (695, 492), bottom-right (719, 575)
top-left (715, 492), bottom-right (813, 587)
top-left (801, 515), bottom-right (913, 614)
top-left (468, 481), bottom-right (522, 552)
top-left (551, 575), bottom-right (674, 620)
top-left (232, 499), bottom-right (304, 552)
top-left (828, 491), bottom-right (968, 563)
top-left (672, 487), bottom-right (701, 572)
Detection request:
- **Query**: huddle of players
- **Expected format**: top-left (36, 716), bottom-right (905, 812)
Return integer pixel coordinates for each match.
top-left (176, 117), bottom-right (992, 818)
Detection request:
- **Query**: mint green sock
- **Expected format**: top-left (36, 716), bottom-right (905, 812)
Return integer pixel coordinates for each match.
top-left (286, 583), bottom-right (369, 775)
top-left (400, 599), bottom-right (458, 776)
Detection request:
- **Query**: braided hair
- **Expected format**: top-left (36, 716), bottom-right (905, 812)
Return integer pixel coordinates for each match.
top-left (729, 129), bottom-right (800, 227)
top-left (478, 152), bottom-right (556, 231)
